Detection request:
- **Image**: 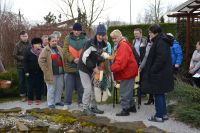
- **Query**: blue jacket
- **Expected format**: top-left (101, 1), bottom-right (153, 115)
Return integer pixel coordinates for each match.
top-left (103, 42), bottom-right (112, 55)
top-left (170, 40), bottom-right (183, 65)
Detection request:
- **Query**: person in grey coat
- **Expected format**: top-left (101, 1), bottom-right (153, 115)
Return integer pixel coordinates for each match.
top-left (139, 37), bottom-right (154, 105)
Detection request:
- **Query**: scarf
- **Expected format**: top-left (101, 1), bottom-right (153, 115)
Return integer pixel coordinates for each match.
top-left (31, 47), bottom-right (42, 57)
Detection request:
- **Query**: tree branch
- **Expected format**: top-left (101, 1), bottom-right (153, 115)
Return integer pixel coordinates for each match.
top-left (92, 0), bottom-right (105, 24)
top-left (81, 0), bottom-right (87, 14)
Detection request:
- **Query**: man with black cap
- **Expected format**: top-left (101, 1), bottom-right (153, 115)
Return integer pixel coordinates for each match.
top-left (78, 24), bottom-right (107, 116)
top-left (63, 22), bottom-right (87, 110)
top-left (24, 38), bottom-right (44, 105)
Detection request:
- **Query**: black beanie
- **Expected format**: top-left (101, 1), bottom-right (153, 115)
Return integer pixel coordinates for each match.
top-left (31, 38), bottom-right (43, 45)
top-left (73, 22), bottom-right (82, 31)
top-left (96, 24), bottom-right (106, 36)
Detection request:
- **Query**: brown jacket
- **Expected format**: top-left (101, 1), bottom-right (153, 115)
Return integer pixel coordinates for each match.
top-left (38, 45), bottom-right (64, 84)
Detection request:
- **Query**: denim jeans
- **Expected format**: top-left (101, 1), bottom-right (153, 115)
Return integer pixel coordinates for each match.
top-left (64, 72), bottom-right (83, 105)
top-left (154, 94), bottom-right (167, 118)
top-left (46, 74), bottom-right (64, 106)
top-left (17, 68), bottom-right (27, 96)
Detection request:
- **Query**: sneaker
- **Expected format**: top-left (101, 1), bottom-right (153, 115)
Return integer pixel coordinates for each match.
top-left (27, 100), bottom-right (33, 105)
top-left (116, 109), bottom-right (130, 116)
top-left (148, 116), bottom-right (164, 122)
top-left (63, 105), bottom-right (70, 110)
top-left (55, 102), bottom-right (64, 106)
top-left (90, 107), bottom-right (104, 114)
top-left (21, 97), bottom-right (27, 102)
top-left (48, 105), bottom-right (55, 109)
top-left (78, 103), bottom-right (83, 108)
top-left (163, 115), bottom-right (169, 120)
top-left (127, 106), bottom-right (137, 113)
top-left (82, 108), bottom-right (96, 116)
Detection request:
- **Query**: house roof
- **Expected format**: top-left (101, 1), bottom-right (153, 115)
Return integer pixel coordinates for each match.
top-left (167, 0), bottom-right (200, 17)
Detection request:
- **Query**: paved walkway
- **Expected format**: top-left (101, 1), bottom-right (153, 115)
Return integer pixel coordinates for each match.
top-left (0, 100), bottom-right (199, 133)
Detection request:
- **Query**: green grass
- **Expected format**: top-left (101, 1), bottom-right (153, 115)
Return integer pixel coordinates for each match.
top-left (167, 80), bottom-right (200, 128)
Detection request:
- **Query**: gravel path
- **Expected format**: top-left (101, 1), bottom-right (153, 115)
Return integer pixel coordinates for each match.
top-left (0, 100), bottom-right (199, 133)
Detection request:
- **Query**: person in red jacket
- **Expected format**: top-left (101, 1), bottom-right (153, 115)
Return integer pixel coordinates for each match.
top-left (110, 29), bottom-right (138, 116)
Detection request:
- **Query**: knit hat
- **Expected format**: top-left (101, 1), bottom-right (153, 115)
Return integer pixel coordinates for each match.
top-left (96, 24), bottom-right (106, 36)
top-left (73, 22), bottom-right (82, 31)
top-left (31, 38), bottom-right (42, 45)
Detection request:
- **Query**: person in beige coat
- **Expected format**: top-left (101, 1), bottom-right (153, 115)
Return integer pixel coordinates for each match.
top-left (38, 34), bottom-right (65, 109)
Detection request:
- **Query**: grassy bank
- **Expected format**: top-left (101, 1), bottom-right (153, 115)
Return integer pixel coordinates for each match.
top-left (167, 80), bottom-right (200, 128)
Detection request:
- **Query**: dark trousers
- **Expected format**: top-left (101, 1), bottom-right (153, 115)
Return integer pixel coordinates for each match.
top-left (154, 94), bottom-right (167, 118)
top-left (42, 80), bottom-right (47, 96)
top-left (120, 78), bottom-right (134, 109)
top-left (64, 72), bottom-right (83, 105)
top-left (17, 68), bottom-right (27, 96)
top-left (173, 66), bottom-right (180, 80)
top-left (193, 77), bottom-right (200, 88)
top-left (27, 73), bottom-right (43, 100)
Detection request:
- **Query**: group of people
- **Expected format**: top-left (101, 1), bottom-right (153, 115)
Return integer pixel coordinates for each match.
top-left (11, 21), bottom-right (200, 123)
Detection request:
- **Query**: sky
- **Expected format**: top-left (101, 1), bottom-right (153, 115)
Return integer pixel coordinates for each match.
top-left (6, 0), bottom-right (188, 25)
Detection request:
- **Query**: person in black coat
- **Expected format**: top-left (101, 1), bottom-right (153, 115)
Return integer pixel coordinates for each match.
top-left (24, 38), bottom-right (44, 105)
top-left (141, 24), bottom-right (174, 122)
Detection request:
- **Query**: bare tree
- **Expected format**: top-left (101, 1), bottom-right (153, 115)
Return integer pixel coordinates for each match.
top-left (154, 0), bottom-right (162, 23)
top-left (166, 4), bottom-right (177, 23)
top-left (136, 13), bottom-right (142, 24)
top-left (141, 0), bottom-right (163, 24)
top-left (143, 9), bottom-right (154, 24)
top-left (57, 0), bottom-right (105, 28)
top-left (0, 0), bottom-right (29, 66)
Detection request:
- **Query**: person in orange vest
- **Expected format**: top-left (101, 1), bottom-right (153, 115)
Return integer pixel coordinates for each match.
top-left (63, 22), bottom-right (87, 110)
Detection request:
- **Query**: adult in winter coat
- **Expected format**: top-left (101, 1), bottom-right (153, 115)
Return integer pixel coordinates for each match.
top-left (141, 24), bottom-right (174, 122)
top-left (78, 24), bottom-right (107, 116)
top-left (132, 28), bottom-right (147, 66)
top-left (110, 29), bottom-right (138, 116)
top-left (13, 31), bottom-right (30, 101)
top-left (63, 22), bottom-right (86, 110)
top-left (139, 36), bottom-right (154, 105)
top-left (167, 33), bottom-right (183, 74)
top-left (132, 28), bottom-right (147, 105)
top-left (189, 41), bottom-right (200, 88)
top-left (24, 38), bottom-right (43, 105)
top-left (38, 34), bottom-right (65, 109)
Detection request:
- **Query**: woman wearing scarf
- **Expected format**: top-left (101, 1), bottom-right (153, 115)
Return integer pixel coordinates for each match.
top-left (24, 38), bottom-right (43, 105)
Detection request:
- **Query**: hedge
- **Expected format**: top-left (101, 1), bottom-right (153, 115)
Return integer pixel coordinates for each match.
top-left (0, 69), bottom-right (18, 99)
top-left (107, 23), bottom-right (177, 44)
